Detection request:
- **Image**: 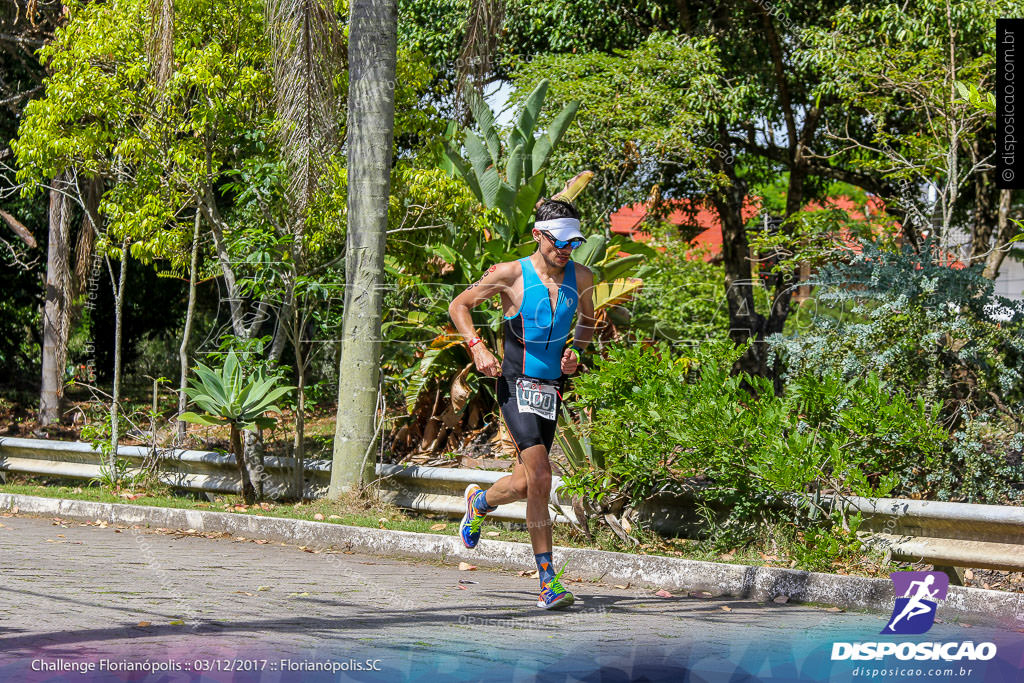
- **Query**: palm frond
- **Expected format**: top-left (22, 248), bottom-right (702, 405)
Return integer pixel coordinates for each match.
top-left (266, 0), bottom-right (346, 226)
top-left (455, 0), bottom-right (505, 106)
top-left (147, 0), bottom-right (174, 89)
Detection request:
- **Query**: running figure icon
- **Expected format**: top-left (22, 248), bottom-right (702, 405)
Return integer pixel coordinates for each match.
top-left (884, 573), bottom-right (937, 634)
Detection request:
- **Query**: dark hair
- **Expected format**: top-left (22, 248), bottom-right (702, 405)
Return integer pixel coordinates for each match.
top-left (535, 199), bottom-right (579, 222)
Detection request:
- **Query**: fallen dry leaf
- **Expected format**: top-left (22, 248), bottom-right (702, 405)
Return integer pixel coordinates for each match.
top-left (655, 590), bottom-right (673, 598)
top-left (430, 523), bottom-right (447, 531)
top-left (457, 585), bottom-right (467, 590)
top-left (486, 531), bottom-right (500, 537)
top-left (12, 506), bottom-right (18, 514)
top-left (690, 591), bottom-right (715, 599)
top-left (137, 621), bottom-right (151, 627)
top-left (719, 553), bottom-right (734, 561)
top-left (458, 562), bottom-right (477, 571)
top-left (965, 569), bottom-right (974, 581)
top-left (720, 605), bottom-right (733, 612)
top-left (614, 583), bottom-right (630, 590)
top-left (825, 607), bottom-right (845, 613)
top-left (773, 596), bottom-right (790, 604)
top-left (235, 591), bottom-right (254, 596)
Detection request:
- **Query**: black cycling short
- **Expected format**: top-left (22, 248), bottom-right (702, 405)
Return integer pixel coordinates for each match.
top-left (497, 374), bottom-right (564, 458)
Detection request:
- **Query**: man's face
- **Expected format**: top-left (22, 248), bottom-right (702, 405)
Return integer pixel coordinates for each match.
top-left (533, 228), bottom-right (573, 269)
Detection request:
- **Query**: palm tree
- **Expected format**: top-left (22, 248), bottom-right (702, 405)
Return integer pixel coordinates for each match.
top-left (329, 0), bottom-right (398, 496)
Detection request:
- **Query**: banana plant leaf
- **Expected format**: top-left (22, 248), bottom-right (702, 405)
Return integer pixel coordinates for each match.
top-left (593, 278), bottom-right (644, 311)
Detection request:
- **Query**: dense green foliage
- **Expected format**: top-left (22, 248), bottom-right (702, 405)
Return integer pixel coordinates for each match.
top-left (628, 231), bottom-right (730, 344)
top-left (564, 342), bottom-right (1024, 548)
top-left (0, 0), bottom-right (1019, 580)
top-left (769, 239), bottom-right (1024, 412)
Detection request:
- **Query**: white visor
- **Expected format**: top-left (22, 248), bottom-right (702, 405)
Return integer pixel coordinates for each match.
top-left (534, 217), bottom-right (584, 241)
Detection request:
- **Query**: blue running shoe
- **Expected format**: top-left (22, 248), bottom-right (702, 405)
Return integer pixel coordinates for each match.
top-left (537, 565), bottom-right (575, 610)
top-left (459, 484), bottom-right (487, 549)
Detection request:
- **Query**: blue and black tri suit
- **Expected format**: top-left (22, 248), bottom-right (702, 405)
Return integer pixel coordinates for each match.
top-left (498, 256), bottom-right (578, 456)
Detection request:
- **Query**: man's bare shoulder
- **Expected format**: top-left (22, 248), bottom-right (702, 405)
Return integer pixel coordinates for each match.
top-left (481, 260), bottom-right (522, 283)
top-left (573, 261), bottom-right (594, 284)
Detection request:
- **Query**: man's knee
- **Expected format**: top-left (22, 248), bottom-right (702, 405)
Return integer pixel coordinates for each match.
top-left (526, 467), bottom-right (552, 497)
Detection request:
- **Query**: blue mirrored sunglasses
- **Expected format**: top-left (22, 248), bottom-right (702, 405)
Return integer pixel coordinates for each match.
top-left (540, 231), bottom-right (585, 250)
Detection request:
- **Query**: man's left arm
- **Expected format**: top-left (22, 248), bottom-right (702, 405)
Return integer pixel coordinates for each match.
top-left (562, 264), bottom-right (596, 375)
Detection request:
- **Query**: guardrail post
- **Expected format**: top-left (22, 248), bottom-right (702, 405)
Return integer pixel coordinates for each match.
top-left (934, 564), bottom-right (965, 586)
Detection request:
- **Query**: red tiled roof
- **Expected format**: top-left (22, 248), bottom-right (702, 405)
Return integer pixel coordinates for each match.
top-left (609, 195), bottom-right (967, 269)
top-left (609, 199), bottom-right (759, 261)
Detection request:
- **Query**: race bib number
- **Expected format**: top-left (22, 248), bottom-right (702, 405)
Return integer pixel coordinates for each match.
top-left (515, 378), bottom-right (558, 421)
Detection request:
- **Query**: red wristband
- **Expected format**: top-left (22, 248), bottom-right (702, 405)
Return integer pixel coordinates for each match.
top-left (467, 336), bottom-right (483, 348)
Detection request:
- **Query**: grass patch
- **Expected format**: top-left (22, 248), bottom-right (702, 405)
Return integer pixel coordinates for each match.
top-left (0, 475), bottom-right (899, 579)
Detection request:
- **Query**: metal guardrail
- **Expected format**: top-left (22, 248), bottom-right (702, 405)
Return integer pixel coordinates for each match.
top-left (1, 437), bottom-right (1021, 574)
top-left (0, 437), bottom-right (578, 524)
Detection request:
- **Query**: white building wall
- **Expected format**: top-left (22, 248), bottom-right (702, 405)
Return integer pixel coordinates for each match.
top-left (994, 255), bottom-right (1024, 301)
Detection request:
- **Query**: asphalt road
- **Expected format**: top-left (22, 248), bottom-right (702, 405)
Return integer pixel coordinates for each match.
top-left (1, 513), bottom-right (1020, 682)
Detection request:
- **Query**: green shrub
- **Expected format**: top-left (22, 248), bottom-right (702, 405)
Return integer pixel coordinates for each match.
top-left (629, 244), bottom-right (731, 344)
top-left (768, 238), bottom-right (1024, 413)
top-left (564, 340), bottom-right (1024, 549)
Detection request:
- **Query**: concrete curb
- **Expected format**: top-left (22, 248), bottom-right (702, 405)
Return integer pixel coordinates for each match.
top-left (3, 493), bottom-right (1021, 627)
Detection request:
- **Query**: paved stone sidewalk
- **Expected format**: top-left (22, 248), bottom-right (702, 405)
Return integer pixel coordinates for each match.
top-left (0, 514), bottom-right (1016, 682)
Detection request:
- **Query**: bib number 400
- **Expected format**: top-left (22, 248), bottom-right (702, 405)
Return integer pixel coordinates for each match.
top-left (515, 379), bottom-right (557, 420)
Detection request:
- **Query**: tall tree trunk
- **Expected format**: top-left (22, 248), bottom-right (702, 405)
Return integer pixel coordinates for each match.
top-left (230, 425), bottom-right (257, 503)
top-left (70, 176), bottom-right (101, 327)
top-left (710, 131), bottom-right (766, 379)
top-left (982, 189), bottom-right (1015, 280)
top-left (970, 149), bottom-right (995, 265)
top-left (110, 240), bottom-right (129, 475)
top-left (329, 0), bottom-right (397, 496)
top-left (39, 171), bottom-right (73, 427)
top-left (177, 210), bottom-right (201, 444)
top-left (199, 174), bottom-right (268, 498)
top-left (291, 303), bottom-right (306, 499)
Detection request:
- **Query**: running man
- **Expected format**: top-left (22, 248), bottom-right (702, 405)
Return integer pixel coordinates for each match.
top-left (885, 574), bottom-right (940, 632)
top-left (447, 198), bottom-right (595, 610)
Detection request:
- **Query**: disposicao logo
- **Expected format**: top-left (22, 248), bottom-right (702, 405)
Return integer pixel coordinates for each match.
top-left (830, 571), bottom-right (997, 662)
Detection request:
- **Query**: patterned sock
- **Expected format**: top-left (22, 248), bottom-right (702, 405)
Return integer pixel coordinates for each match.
top-left (535, 552), bottom-right (556, 587)
top-left (473, 490), bottom-right (496, 514)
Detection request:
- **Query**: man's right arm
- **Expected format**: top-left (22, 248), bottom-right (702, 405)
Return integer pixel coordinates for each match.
top-left (447, 262), bottom-right (516, 377)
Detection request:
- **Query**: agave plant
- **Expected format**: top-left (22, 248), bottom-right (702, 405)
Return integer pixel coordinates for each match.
top-left (180, 350), bottom-right (294, 503)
